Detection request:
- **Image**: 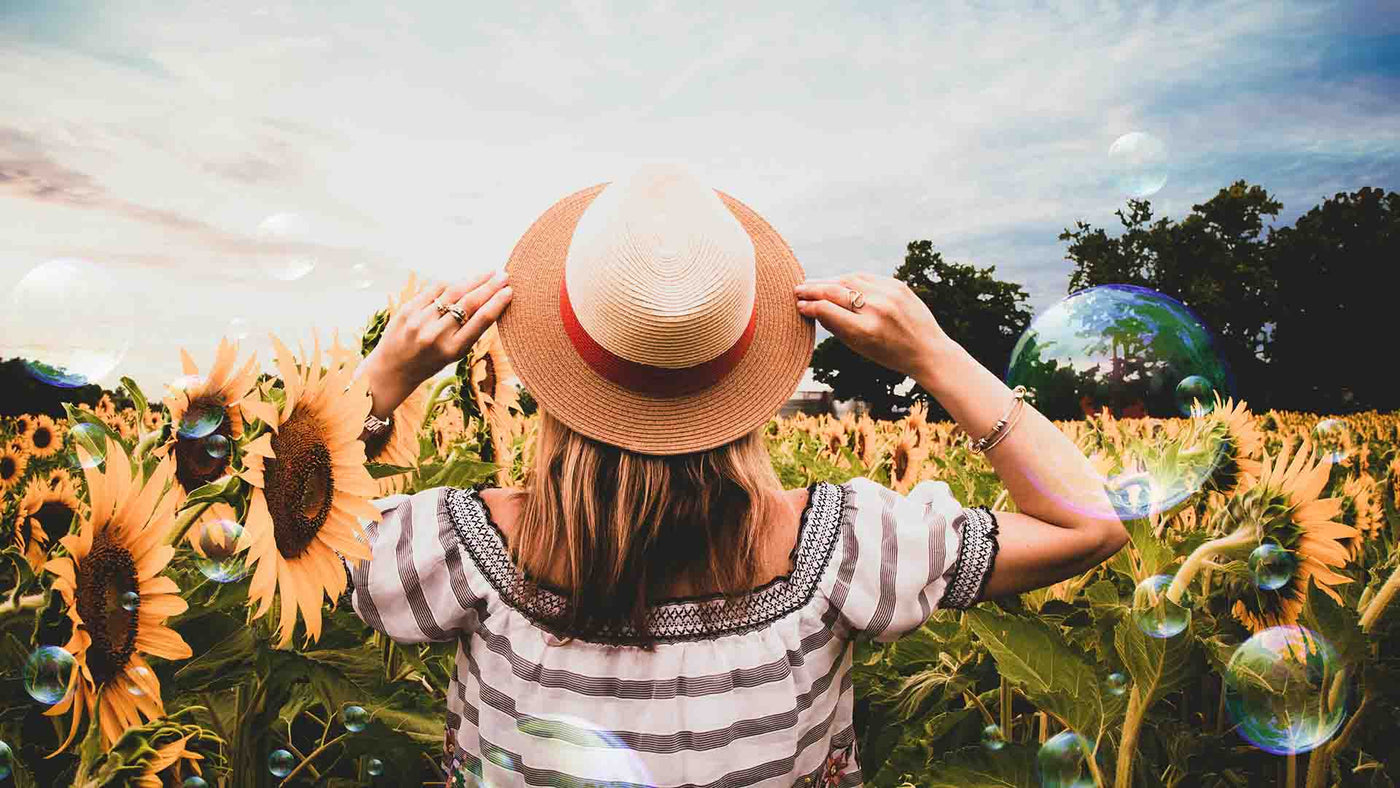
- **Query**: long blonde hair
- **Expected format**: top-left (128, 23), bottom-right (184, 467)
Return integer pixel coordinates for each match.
top-left (503, 408), bottom-right (786, 649)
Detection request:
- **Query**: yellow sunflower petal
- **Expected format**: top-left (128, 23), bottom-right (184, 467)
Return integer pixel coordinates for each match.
top-left (134, 623), bottom-right (193, 660)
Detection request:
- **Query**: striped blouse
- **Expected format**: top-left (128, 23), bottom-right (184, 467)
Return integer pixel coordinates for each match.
top-left (345, 476), bottom-right (999, 788)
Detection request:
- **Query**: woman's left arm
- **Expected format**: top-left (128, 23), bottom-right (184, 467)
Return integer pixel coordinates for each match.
top-left (353, 267), bottom-right (514, 441)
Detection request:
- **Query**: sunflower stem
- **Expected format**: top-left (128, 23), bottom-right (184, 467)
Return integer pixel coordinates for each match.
top-left (1303, 688), bottom-right (1372, 788)
top-left (169, 500), bottom-right (214, 547)
top-left (0, 592), bottom-right (44, 617)
top-left (1166, 527), bottom-right (1256, 605)
top-left (278, 732), bottom-right (346, 784)
top-left (1358, 562), bottom-right (1400, 632)
top-left (1114, 685), bottom-right (1145, 788)
top-left (419, 377), bottom-right (458, 434)
top-left (132, 430), bottom-right (162, 462)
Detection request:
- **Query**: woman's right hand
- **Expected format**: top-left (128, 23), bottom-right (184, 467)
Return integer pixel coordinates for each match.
top-left (794, 272), bottom-right (953, 379)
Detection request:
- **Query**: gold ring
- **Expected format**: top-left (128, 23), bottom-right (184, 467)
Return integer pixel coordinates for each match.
top-left (848, 289), bottom-right (865, 311)
top-left (432, 298), bottom-right (449, 316)
top-left (446, 305), bottom-right (467, 326)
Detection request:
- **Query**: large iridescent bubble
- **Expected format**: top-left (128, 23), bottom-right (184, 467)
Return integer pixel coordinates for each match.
top-left (1223, 626), bottom-right (1352, 755)
top-left (1006, 284), bottom-right (1232, 519)
top-left (1, 259), bottom-right (135, 388)
top-left (489, 713), bottom-right (652, 785)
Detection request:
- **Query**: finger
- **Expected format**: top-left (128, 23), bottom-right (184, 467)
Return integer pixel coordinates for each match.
top-left (794, 281), bottom-right (870, 311)
top-left (796, 298), bottom-right (864, 335)
top-left (445, 272), bottom-right (509, 326)
top-left (440, 268), bottom-right (499, 304)
top-left (447, 286), bottom-right (513, 356)
top-left (403, 281), bottom-right (448, 316)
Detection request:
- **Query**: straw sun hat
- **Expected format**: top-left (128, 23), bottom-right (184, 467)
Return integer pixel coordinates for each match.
top-left (496, 163), bottom-right (816, 455)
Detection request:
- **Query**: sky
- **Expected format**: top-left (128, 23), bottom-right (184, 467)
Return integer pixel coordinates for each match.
top-left (1, 0), bottom-right (1398, 396)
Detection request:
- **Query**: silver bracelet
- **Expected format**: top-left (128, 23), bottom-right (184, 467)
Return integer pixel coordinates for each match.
top-left (363, 412), bottom-right (393, 439)
top-left (969, 386), bottom-right (1029, 454)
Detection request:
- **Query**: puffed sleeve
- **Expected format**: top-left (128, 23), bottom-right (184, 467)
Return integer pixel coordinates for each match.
top-left (341, 487), bottom-right (489, 643)
top-left (821, 476), bottom-right (1000, 642)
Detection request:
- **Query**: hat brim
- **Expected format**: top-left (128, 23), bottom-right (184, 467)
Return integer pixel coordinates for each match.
top-left (497, 183), bottom-right (815, 455)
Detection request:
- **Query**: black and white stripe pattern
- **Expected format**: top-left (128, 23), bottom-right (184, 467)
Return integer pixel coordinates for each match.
top-left (347, 476), bottom-right (997, 786)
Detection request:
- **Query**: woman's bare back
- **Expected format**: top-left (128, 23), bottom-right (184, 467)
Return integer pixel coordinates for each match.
top-left (477, 486), bottom-right (812, 598)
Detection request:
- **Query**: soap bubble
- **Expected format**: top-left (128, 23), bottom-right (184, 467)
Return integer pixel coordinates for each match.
top-left (203, 434), bottom-right (229, 459)
top-left (1109, 131), bottom-right (1169, 198)
top-left (1132, 574), bottom-right (1191, 638)
top-left (1006, 285), bottom-right (1231, 518)
top-left (1175, 374), bottom-right (1215, 416)
top-left (342, 704), bottom-right (370, 732)
top-left (511, 714), bottom-right (652, 784)
top-left (1249, 543), bottom-right (1295, 591)
top-left (0, 739), bottom-right (12, 780)
top-left (1037, 730), bottom-right (1095, 788)
top-left (365, 757), bottom-right (385, 776)
top-left (350, 263), bottom-right (374, 291)
top-left (1223, 626), bottom-right (1352, 755)
top-left (256, 213), bottom-right (318, 282)
top-left (1313, 419), bottom-right (1348, 464)
top-left (196, 519), bottom-right (247, 583)
top-left (981, 723), bottom-right (1006, 751)
top-left (70, 422), bottom-right (108, 470)
top-left (1, 259), bottom-right (135, 388)
top-left (175, 391), bottom-right (224, 440)
top-left (268, 749), bottom-right (295, 777)
top-left (120, 591), bottom-right (140, 611)
top-left (24, 646), bottom-right (76, 704)
top-left (181, 777), bottom-right (209, 788)
top-left (1105, 672), bottom-right (1129, 696)
top-left (227, 316), bottom-right (250, 341)
top-left (127, 666), bottom-right (150, 696)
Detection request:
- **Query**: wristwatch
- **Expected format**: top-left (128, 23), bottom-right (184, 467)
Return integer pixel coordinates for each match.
top-left (363, 412), bottom-right (393, 439)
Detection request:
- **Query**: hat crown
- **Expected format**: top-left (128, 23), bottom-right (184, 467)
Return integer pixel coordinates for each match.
top-left (563, 163), bottom-right (757, 369)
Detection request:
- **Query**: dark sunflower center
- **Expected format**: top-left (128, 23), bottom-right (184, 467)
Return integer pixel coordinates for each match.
top-left (1, 456), bottom-right (16, 481)
top-left (35, 502), bottom-right (77, 542)
top-left (481, 355), bottom-right (498, 401)
top-left (894, 446), bottom-right (909, 479)
top-left (173, 413), bottom-right (232, 494)
top-left (33, 426), bottom-right (54, 450)
top-left (75, 531), bottom-right (138, 687)
top-left (265, 408), bottom-right (334, 560)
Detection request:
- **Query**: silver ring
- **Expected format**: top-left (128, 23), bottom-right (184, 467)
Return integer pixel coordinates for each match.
top-left (446, 304), bottom-right (467, 326)
top-left (848, 289), bottom-right (865, 311)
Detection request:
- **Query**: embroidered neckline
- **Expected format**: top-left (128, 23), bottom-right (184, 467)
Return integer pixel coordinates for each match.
top-left (444, 481), bottom-right (846, 645)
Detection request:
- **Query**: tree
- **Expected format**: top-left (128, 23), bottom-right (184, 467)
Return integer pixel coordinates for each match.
top-left (810, 241), bottom-right (1032, 420)
top-left (0, 357), bottom-right (109, 418)
top-left (1266, 186), bottom-right (1400, 413)
top-left (1060, 181), bottom-right (1281, 408)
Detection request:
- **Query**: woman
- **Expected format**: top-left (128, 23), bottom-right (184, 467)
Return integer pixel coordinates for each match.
top-left (346, 164), bottom-right (1127, 786)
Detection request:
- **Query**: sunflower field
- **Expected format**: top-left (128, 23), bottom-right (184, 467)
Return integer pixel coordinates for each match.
top-left (2, 277), bottom-right (1399, 787)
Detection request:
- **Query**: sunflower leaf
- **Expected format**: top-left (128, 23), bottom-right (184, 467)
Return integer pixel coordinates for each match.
top-left (1113, 612), bottom-right (1196, 719)
top-left (919, 743), bottom-right (1040, 787)
top-left (171, 626), bottom-right (257, 693)
top-left (1302, 576), bottom-right (1366, 667)
top-left (366, 462), bottom-right (414, 479)
top-left (0, 545), bottom-right (36, 588)
top-left (119, 376), bottom-right (148, 417)
top-left (179, 475), bottom-right (242, 510)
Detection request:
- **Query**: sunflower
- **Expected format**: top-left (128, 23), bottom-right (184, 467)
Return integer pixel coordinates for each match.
top-left (235, 334), bottom-right (379, 648)
top-left (140, 408), bottom-right (163, 433)
top-left (1225, 441), bottom-right (1358, 633)
top-left (1199, 396), bottom-right (1265, 497)
top-left (15, 475), bottom-right (82, 572)
top-left (94, 394), bottom-right (116, 419)
top-left (464, 325), bottom-right (522, 441)
top-left (431, 406), bottom-right (467, 455)
top-left (890, 430), bottom-right (923, 494)
top-left (12, 414), bottom-right (34, 442)
top-left (1340, 474), bottom-right (1384, 558)
top-left (1, 442), bottom-right (28, 494)
top-left (42, 445), bottom-right (192, 753)
top-left (23, 414), bottom-right (64, 459)
top-left (906, 400), bottom-right (929, 450)
top-left (366, 379), bottom-right (432, 495)
top-left (157, 339), bottom-right (260, 500)
top-left (853, 416), bottom-right (879, 468)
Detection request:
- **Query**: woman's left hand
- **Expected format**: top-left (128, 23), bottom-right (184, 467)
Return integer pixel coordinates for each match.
top-left (361, 268), bottom-right (513, 416)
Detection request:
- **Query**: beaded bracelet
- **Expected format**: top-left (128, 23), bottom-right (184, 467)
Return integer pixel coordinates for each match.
top-left (969, 385), bottom-right (1030, 454)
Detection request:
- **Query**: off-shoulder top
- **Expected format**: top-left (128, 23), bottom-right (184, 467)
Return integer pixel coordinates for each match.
top-left (345, 476), bottom-right (1000, 788)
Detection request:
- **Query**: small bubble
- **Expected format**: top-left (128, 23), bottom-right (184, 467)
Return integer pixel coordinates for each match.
top-left (227, 316), bottom-right (251, 341)
top-left (256, 213), bottom-right (318, 282)
top-left (196, 520), bottom-right (248, 583)
top-left (268, 748), bottom-right (295, 777)
top-left (1132, 574), bottom-right (1191, 638)
top-left (1313, 419), bottom-right (1348, 464)
top-left (981, 723), bottom-right (1006, 751)
top-left (0, 739), bottom-right (12, 780)
top-left (177, 399), bottom-right (224, 440)
top-left (70, 422), bottom-right (108, 470)
top-left (24, 646), bottom-right (76, 705)
top-left (120, 591), bottom-right (139, 611)
top-left (350, 263), bottom-right (374, 291)
top-left (1106, 672), bottom-right (1129, 696)
top-left (366, 756), bottom-right (384, 776)
top-left (1108, 131), bottom-right (1169, 198)
top-left (342, 704), bottom-right (370, 732)
top-left (1249, 543), bottom-right (1295, 591)
top-left (127, 666), bottom-right (150, 696)
top-left (203, 433), bottom-right (229, 459)
top-left (1037, 730), bottom-right (1095, 788)
top-left (181, 777), bottom-right (209, 788)
top-left (1175, 375), bottom-right (1215, 416)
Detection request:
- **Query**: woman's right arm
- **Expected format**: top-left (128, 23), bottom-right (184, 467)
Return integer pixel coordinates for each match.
top-left (795, 273), bottom-right (1127, 601)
